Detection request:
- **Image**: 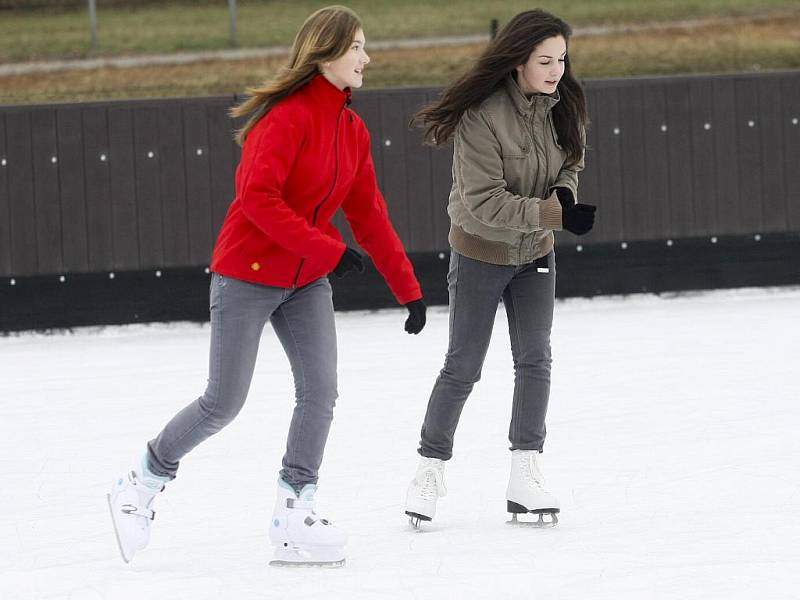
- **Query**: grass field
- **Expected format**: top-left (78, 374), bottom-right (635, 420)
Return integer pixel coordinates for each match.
top-left (2, 0), bottom-right (799, 62)
top-left (1, 1), bottom-right (799, 104)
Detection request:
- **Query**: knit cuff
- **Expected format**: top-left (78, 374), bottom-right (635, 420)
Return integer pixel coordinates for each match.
top-left (539, 193), bottom-right (563, 231)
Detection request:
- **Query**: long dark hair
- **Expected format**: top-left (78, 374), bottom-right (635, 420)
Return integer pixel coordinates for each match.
top-left (230, 5), bottom-right (361, 145)
top-left (414, 9), bottom-right (588, 167)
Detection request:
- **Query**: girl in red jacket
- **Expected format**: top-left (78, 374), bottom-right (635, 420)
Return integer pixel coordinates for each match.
top-left (108, 6), bottom-right (425, 568)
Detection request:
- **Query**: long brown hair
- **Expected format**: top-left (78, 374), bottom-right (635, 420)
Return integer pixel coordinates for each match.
top-left (414, 9), bottom-right (588, 167)
top-left (230, 5), bottom-right (361, 145)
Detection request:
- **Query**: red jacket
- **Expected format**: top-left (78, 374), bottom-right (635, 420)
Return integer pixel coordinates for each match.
top-left (211, 74), bottom-right (422, 305)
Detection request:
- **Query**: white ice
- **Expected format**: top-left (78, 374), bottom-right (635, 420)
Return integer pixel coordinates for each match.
top-left (2, 286), bottom-right (799, 599)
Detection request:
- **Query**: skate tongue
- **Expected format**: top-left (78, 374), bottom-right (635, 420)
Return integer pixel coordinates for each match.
top-left (285, 484), bottom-right (316, 511)
top-left (297, 484), bottom-right (317, 502)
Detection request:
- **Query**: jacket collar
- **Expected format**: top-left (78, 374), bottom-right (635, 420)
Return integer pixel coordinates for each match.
top-left (305, 73), bottom-right (352, 112)
top-left (504, 74), bottom-right (560, 117)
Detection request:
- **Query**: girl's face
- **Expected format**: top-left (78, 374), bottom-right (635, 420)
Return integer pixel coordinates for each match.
top-left (515, 35), bottom-right (567, 96)
top-left (322, 28), bottom-right (370, 90)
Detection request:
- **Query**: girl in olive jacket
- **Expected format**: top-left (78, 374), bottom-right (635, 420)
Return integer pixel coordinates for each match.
top-left (404, 9), bottom-right (596, 529)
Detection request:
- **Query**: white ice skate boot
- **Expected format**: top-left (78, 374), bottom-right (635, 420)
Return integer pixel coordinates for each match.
top-left (404, 456), bottom-right (447, 530)
top-left (506, 450), bottom-right (560, 527)
top-left (107, 457), bottom-right (168, 563)
top-left (269, 479), bottom-right (347, 568)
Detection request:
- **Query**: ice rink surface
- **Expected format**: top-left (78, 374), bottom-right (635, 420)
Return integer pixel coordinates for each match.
top-left (2, 286), bottom-right (799, 600)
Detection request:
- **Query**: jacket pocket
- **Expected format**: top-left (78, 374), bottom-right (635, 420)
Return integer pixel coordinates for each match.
top-left (501, 140), bottom-right (531, 159)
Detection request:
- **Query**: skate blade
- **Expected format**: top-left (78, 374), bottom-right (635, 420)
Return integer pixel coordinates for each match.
top-left (405, 511), bottom-right (431, 531)
top-left (507, 511), bottom-right (559, 528)
top-left (270, 546), bottom-right (345, 568)
top-left (269, 558), bottom-right (346, 568)
top-left (106, 493), bottom-right (132, 564)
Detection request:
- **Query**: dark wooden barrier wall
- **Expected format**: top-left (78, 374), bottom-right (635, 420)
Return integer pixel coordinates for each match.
top-left (1, 70), bottom-right (799, 331)
top-left (1, 70), bottom-right (799, 281)
top-left (0, 97), bottom-right (238, 278)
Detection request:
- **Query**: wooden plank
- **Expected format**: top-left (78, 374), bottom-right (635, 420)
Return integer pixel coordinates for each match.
top-left (688, 79), bottom-right (717, 237)
top-left (711, 78), bottom-right (741, 235)
top-left (426, 90), bottom-right (452, 251)
top-left (182, 103), bottom-right (213, 266)
top-left (641, 84), bottom-right (671, 240)
top-left (4, 110), bottom-right (37, 275)
top-left (351, 91), bottom-right (383, 186)
top-left (82, 106), bottom-right (113, 272)
top-left (229, 97), bottom-right (244, 192)
top-left (0, 115), bottom-right (10, 276)
top-left (782, 74), bottom-right (800, 231)
top-left (157, 102), bottom-right (189, 267)
top-left (207, 98), bottom-right (236, 245)
top-left (380, 93), bottom-right (412, 244)
top-left (31, 108), bottom-right (62, 275)
top-left (758, 76), bottom-right (787, 233)
top-left (734, 77), bottom-right (763, 233)
top-left (108, 106), bottom-right (139, 270)
top-left (345, 93), bottom-right (382, 250)
top-left (56, 106), bottom-right (89, 272)
top-left (617, 83), bottom-right (651, 241)
top-left (403, 91), bottom-right (434, 252)
top-left (664, 81), bottom-right (694, 239)
top-left (377, 93), bottom-right (410, 245)
top-left (133, 106), bottom-right (163, 268)
top-left (591, 86), bottom-right (623, 243)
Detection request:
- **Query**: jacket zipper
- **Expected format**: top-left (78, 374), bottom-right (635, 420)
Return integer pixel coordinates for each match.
top-left (292, 105), bottom-right (345, 287)
top-left (522, 105), bottom-right (541, 259)
top-left (527, 103), bottom-right (551, 260)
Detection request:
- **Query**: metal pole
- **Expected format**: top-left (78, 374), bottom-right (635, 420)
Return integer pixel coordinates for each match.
top-left (490, 18), bottom-right (498, 40)
top-left (228, 0), bottom-right (238, 47)
top-left (88, 0), bottom-right (97, 50)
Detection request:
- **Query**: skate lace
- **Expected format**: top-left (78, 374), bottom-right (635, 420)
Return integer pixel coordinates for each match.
top-left (416, 461), bottom-right (446, 499)
top-left (519, 454), bottom-right (545, 489)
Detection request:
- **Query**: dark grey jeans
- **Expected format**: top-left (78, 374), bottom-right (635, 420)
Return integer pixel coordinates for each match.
top-left (147, 273), bottom-right (338, 489)
top-left (419, 250), bottom-right (556, 460)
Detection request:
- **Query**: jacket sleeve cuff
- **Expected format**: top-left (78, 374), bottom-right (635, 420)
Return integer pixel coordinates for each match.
top-left (395, 286), bottom-right (423, 306)
top-left (539, 193), bottom-right (563, 231)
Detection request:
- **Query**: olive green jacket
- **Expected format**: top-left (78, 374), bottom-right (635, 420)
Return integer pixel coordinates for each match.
top-left (447, 75), bottom-right (584, 265)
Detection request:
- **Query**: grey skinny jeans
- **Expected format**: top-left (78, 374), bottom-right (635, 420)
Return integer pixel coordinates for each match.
top-left (419, 250), bottom-right (555, 460)
top-left (147, 273), bottom-right (338, 489)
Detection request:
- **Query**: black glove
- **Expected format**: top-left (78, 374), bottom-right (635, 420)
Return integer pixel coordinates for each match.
top-left (333, 247), bottom-right (365, 278)
top-left (551, 186), bottom-right (575, 209)
top-left (404, 299), bottom-right (426, 334)
top-left (562, 203), bottom-right (596, 235)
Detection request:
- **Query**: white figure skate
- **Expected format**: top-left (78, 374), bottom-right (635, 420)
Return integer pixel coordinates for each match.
top-left (404, 456), bottom-right (447, 530)
top-left (506, 450), bottom-right (560, 527)
top-left (107, 459), bottom-right (166, 563)
top-left (269, 479), bottom-right (347, 567)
